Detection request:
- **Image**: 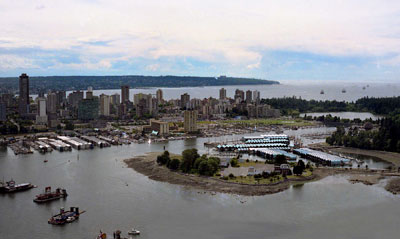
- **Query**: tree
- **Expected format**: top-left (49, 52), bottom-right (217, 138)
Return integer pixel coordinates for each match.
top-left (293, 165), bottom-right (303, 176)
top-left (180, 149), bottom-right (200, 173)
top-left (230, 158), bottom-right (239, 167)
top-left (168, 158), bottom-right (180, 170)
top-left (157, 151), bottom-right (170, 165)
top-left (65, 121), bottom-right (75, 130)
top-left (298, 160), bottom-right (306, 171)
top-left (275, 155), bottom-right (287, 165)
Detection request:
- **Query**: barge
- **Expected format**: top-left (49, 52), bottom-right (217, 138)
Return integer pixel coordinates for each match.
top-left (48, 207), bottom-right (85, 225)
top-left (34, 187), bottom-right (68, 203)
top-left (0, 179), bottom-right (35, 193)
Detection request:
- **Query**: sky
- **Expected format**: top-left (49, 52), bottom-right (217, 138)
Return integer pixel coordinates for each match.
top-left (1, 0), bottom-right (400, 82)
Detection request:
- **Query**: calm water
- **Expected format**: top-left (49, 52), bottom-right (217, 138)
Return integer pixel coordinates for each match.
top-left (300, 112), bottom-right (381, 120)
top-left (64, 82), bottom-right (400, 102)
top-left (1, 132), bottom-right (399, 239)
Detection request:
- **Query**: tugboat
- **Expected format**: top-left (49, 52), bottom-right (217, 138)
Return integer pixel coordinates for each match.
top-left (0, 179), bottom-right (34, 193)
top-left (48, 207), bottom-right (85, 225)
top-left (33, 187), bottom-right (68, 203)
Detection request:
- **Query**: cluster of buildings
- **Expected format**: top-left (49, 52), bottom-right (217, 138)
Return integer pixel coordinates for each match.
top-left (0, 73), bottom-right (280, 136)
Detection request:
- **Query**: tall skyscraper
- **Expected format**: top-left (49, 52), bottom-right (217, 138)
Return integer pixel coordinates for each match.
top-left (0, 102), bottom-right (6, 122)
top-left (184, 110), bottom-right (198, 132)
top-left (234, 89), bottom-right (244, 102)
top-left (156, 89), bottom-right (163, 102)
top-left (100, 94), bottom-right (111, 116)
top-left (121, 85), bottom-right (130, 103)
top-left (110, 93), bottom-right (120, 105)
top-left (219, 88), bottom-right (226, 100)
top-left (68, 91), bottom-right (84, 108)
top-left (253, 90), bottom-right (260, 104)
top-left (18, 73), bottom-right (30, 115)
top-left (46, 92), bottom-right (58, 114)
top-left (36, 97), bottom-right (48, 124)
top-left (180, 93), bottom-right (190, 109)
top-left (246, 90), bottom-right (253, 104)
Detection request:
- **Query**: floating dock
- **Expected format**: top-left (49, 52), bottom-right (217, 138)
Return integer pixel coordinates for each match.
top-left (293, 148), bottom-right (350, 166)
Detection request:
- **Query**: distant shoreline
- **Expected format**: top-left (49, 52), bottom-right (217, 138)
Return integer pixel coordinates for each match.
top-left (0, 75), bottom-right (279, 94)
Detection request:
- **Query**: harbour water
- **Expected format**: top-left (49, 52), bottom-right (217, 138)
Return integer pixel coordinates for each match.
top-left (66, 81), bottom-right (400, 102)
top-left (1, 131), bottom-right (399, 239)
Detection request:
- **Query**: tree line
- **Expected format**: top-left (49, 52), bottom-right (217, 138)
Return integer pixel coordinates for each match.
top-left (261, 96), bottom-right (400, 116)
top-left (326, 114), bottom-right (400, 152)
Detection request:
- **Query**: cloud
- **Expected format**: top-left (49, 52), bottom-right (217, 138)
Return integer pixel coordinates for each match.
top-left (0, 55), bottom-right (38, 70)
top-left (145, 64), bottom-right (160, 71)
top-left (1, 0), bottom-right (400, 78)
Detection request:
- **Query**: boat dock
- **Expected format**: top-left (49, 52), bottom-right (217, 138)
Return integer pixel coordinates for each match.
top-left (293, 148), bottom-right (350, 166)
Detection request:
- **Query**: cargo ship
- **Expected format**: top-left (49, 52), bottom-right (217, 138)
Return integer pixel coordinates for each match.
top-left (0, 179), bottom-right (34, 193)
top-left (48, 207), bottom-right (85, 225)
top-left (33, 187), bottom-right (68, 203)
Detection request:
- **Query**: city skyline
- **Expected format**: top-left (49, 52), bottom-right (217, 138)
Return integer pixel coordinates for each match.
top-left (1, 1), bottom-right (400, 82)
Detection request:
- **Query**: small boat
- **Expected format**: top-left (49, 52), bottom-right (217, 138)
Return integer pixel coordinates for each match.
top-left (342, 88), bottom-right (346, 93)
top-left (128, 228), bottom-right (141, 236)
top-left (0, 179), bottom-right (34, 193)
top-left (33, 187), bottom-right (68, 203)
top-left (48, 207), bottom-right (85, 225)
top-left (320, 90), bottom-right (324, 94)
top-left (362, 86), bottom-right (366, 90)
top-left (44, 159), bottom-right (48, 163)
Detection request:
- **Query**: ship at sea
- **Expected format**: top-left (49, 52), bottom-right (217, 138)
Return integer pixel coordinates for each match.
top-left (342, 88), bottom-right (346, 93)
top-left (33, 187), bottom-right (68, 203)
top-left (320, 90), bottom-right (325, 94)
top-left (48, 207), bottom-right (85, 225)
top-left (0, 179), bottom-right (34, 193)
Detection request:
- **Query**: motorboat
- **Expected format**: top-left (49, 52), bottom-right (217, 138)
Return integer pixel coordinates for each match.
top-left (128, 228), bottom-right (140, 235)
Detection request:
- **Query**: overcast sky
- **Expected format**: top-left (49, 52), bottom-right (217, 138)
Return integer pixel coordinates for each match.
top-left (1, 0), bottom-right (400, 81)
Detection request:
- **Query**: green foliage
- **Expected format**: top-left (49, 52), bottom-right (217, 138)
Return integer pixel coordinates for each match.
top-left (65, 121), bottom-right (75, 130)
top-left (168, 158), bottom-right (180, 170)
top-left (157, 151), bottom-right (170, 165)
top-left (230, 158), bottom-right (239, 167)
top-left (274, 155), bottom-right (287, 165)
top-left (293, 165), bottom-right (304, 176)
top-left (298, 160), bottom-right (306, 171)
top-left (180, 149), bottom-right (200, 173)
top-left (327, 115), bottom-right (400, 153)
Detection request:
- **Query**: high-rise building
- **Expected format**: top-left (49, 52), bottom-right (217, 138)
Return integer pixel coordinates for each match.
top-left (0, 102), bottom-right (6, 122)
top-left (180, 93), bottom-right (190, 109)
top-left (184, 110), bottom-right (198, 132)
top-left (36, 97), bottom-right (48, 124)
top-left (156, 89), bottom-right (163, 103)
top-left (47, 92), bottom-right (58, 114)
top-left (253, 90), bottom-right (260, 104)
top-left (86, 86), bottom-right (93, 99)
top-left (246, 90), bottom-right (253, 104)
top-left (234, 89), bottom-right (244, 102)
top-left (110, 93), bottom-right (120, 105)
top-left (121, 85), bottom-right (130, 103)
top-left (219, 88), bottom-right (226, 100)
top-left (78, 97), bottom-right (99, 120)
top-left (56, 91), bottom-right (66, 105)
top-left (100, 94), bottom-right (111, 116)
top-left (68, 91), bottom-right (84, 108)
top-left (18, 73), bottom-right (30, 115)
